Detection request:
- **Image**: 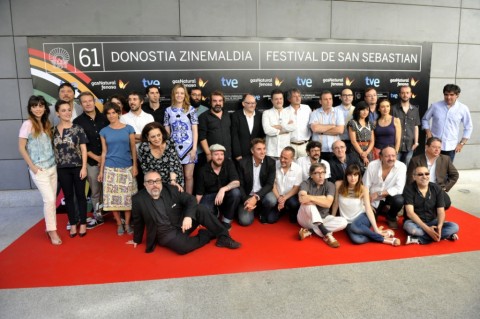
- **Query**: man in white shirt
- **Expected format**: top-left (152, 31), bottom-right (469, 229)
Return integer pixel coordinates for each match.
top-left (285, 88), bottom-right (312, 159)
top-left (337, 88), bottom-right (355, 153)
top-left (309, 90), bottom-right (344, 162)
top-left (262, 89), bottom-right (296, 158)
top-left (363, 146), bottom-right (406, 229)
top-left (296, 141), bottom-right (331, 181)
top-left (121, 91), bottom-right (155, 147)
top-left (271, 147), bottom-right (303, 223)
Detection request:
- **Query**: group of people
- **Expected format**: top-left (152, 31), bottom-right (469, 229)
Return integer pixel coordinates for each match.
top-left (19, 82), bottom-right (471, 255)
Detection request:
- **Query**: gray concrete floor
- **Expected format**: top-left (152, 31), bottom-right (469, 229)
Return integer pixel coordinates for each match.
top-left (1, 170), bottom-right (479, 319)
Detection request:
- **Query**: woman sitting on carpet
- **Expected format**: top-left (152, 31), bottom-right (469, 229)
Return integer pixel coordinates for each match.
top-left (52, 100), bottom-right (89, 238)
top-left (331, 164), bottom-right (400, 246)
top-left (98, 102), bottom-right (138, 236)
top-left (18, 95), bottom-right (62, 245)
top-left (138, 122), bottom-right (184, 191)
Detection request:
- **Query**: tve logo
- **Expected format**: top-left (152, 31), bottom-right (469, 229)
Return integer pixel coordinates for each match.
top-left (142, 78), bottom-right (160, 87)
top-left (390, 93), bottom-right (399, 99)
top-left (296, 77), bottom-right (312, 87)
top-left (220, 77), bottom-right (238, 88)
top-left (365, 76), bottom-right (380, 87)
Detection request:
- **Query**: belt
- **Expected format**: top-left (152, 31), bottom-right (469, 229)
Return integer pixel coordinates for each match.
top-left (291, 141), bottom-right (308, 145)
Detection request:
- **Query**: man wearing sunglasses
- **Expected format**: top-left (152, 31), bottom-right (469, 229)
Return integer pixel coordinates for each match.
top-left (406, 137), bottom-right (458, 210)
top-left (403, 166), bottom-right (459, 245)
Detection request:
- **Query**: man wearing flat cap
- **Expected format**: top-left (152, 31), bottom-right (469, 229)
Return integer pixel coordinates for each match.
top-left (195, 144), bottom-right (241, 230)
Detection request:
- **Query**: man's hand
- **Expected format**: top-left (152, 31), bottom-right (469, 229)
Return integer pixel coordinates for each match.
top-left (277, 195), bottom-right (286, 210)
top-left (244, 196), bottom-right (257, 212)
top-left (181, 217), bottom-right (192, 233)
top-left (126, 240), bottom-right (137, 248)
top-left (426, 225), bottom-right (441, 242)
top-left (215, 188), bottom-right (226, 206)
top-left (299, 193), bottom-right (311, 205)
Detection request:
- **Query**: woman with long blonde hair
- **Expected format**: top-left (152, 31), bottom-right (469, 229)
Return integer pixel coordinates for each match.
top-left (332, 164), bottom-right (400, 246)
top-left (164, 83), bottom-right (198, 194)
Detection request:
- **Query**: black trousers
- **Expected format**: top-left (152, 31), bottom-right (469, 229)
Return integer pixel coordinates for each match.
top-left (163, 205), bottom-right (229, 255)
top-left (377, 194), bottom-right (404, 222)
top-left (57, 167), bottom-right (87, 225)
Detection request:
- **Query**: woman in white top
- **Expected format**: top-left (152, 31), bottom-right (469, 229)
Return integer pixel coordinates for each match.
top-left (18, 96), bottom-right (61, 245)
top-left (332, 164), bottom-right (400, 246)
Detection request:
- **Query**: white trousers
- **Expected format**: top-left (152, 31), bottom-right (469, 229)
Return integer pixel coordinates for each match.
top-left (29, 166), bottom-right (58, 231)
top-left (297, 204), bottom-right (347, 237)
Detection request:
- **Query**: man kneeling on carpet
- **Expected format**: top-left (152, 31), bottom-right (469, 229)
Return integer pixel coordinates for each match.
top-left (403, 166), bottom-right (459, 245)
top-left (128, 171), bottom-right (241, 254)
top-left (297, 163), bottom-right (347, 248)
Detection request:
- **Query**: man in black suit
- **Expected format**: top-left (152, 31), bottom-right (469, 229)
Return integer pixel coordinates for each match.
top-left (407, 137), bottom-right (459, 209)
top-left (231, 93), bottom-right (265, 161)
top-left (129, 171), bottom-right (241, 255)
top-left (329, 140), bottom-right (362, 182)
top-left (237, 138), bottom-right (277, 226)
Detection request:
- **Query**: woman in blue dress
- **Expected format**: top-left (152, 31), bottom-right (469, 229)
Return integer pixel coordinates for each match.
top-left (164, 83), bottom-right (198, 194)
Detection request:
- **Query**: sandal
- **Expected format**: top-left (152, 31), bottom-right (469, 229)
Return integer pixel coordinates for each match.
top-left (299, 228), bottom-right (312, 240)
top-left (384, 237), bottom-right (400, 246)
top-left (378, 226), bottom-right (394, 238)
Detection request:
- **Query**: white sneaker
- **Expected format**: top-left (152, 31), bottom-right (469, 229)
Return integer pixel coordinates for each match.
top-left (405, 236), bottom-right (420, 245)
top-left (66, 222), bottom-right (71, 231)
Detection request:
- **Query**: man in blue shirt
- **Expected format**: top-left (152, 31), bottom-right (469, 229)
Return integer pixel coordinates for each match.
top-left (422, 84), bottom-right (473, 162)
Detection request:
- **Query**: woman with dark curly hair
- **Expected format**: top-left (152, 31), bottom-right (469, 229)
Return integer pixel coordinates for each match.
top-left (138, 122), bottom-right (184, 192)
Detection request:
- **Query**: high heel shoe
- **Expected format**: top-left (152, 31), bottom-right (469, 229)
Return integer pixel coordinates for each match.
top-left (46, 231), bottom-right (62, 245)
top-left (69, 225), bottom-right (77, 238)
top-left (79, 224), bottom-right (87, 237)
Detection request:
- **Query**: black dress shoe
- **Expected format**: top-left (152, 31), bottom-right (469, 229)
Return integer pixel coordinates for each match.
top-left (79, 232), bottom-right (87, 237)
top-left (215, 236), bottom-right (241, 249)
top-left (69, 232), bottom-right (77, 238)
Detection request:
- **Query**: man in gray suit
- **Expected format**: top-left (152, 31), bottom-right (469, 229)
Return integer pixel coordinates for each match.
top-left (407, 137), bottom-right (459, 209)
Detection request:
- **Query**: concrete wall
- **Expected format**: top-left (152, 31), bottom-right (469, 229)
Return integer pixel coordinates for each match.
top-left (1, 0), bottom-right (478, 190)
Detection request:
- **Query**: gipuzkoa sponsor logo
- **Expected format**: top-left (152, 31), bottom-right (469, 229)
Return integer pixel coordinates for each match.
top-left (197, 78), bottom-right (208, 88)
top-left (49, 48), bottom-right (70, 69)
top-left (323, 78), bottom-right (344, 87)
top-left (90, 80), bottom-right (117, 90)
top-left (172, 78), bottom-right (197, 88)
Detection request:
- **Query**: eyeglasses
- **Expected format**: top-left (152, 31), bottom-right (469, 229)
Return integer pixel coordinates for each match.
top-left (415, 172), bottom-right (430, 177)
top-left (365, 95), bottom-right (377, 98)
top-left (145, 179), bottom-right (162, 185)
top-left (341, 94), bottom-right (353, 97)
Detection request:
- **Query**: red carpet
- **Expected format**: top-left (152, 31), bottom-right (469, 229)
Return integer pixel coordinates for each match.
top-left (1, 207), bottom-right (479, 289)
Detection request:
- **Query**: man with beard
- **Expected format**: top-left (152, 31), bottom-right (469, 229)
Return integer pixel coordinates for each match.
top-left (270, 146), bottom-right (302, 223)
top-left (195, 144), bottom-right (241, 230)
top-left (198, 91), bottom-right (232, 162)
top-left (128, 171), bottom-right (241, 254)
top-left (262, 89), bottom-right (296, 158)
top-left (49, 82), bottom-right (83, 126)
top-left (141, 85), bottom-right (165, 125)
top-left (237, 138), bottom-right (277, 226)
top-left (406, 137), bottom-right (458, 210)
top-left (363, 146), bottom-right (406, 229)
top-left (364, 87), bottom-right (378, 123)
top-left (403, 165), bottom-right (459, 245)
top-left (392, 85), bottom-right (420, 166)
top-left (190, 87), bottom-right (209, 117)
top-left (296, 141), bottom-right (331, 181)
top-left (121, 91), bottom-right (155, 146)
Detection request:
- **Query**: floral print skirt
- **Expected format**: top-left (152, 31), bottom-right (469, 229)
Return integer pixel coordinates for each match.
top-left (102, 166), bottom-right (137, 211)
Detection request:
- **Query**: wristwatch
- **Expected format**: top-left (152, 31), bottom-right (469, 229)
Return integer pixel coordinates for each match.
top-left (460, 142), bottom-right (465, 145)
top-left (377, 191), bottom-right (382, 197)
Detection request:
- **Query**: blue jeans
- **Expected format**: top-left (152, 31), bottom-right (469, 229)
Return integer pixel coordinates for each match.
top-left (199, 188), bottom-right (241, 223)
top-left (237, 192), bottom-right (276, 226)
top-left (403, 219), bottom-right (459, 244)
top-left (397, 150), bottom-right (413, 167)
top-left (346, 213), bottom-right (385, 244)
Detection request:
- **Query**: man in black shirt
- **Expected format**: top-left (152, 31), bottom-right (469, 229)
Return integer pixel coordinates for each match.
top-left (403, 166), bottom-right (459, 245)
top-left (73, 92), bottom-right (109, 227)
top-left (195, 144), bottom-right (241, 230)
top-left (198, 90), bottom-right (232, 161)
top-left (129, 171), bottom-right (241, 254)
top-left (329, 140), bottom-right (362, 182)
top-left (141, 85), bottom-right (165, 124)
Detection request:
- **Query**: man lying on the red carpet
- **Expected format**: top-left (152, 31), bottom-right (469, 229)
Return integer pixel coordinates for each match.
top-left (127, 171), bottom-right (241, 254)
